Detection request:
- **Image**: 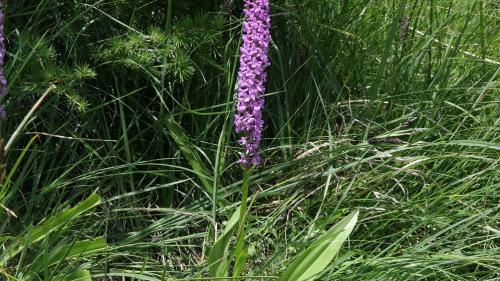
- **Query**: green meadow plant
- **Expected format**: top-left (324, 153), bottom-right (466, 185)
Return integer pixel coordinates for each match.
top-left (0, 0), bottom-right (498, 280)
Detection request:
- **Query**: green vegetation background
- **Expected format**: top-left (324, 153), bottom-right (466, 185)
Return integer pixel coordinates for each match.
top-left (0, 0), bottom-right (498, 280)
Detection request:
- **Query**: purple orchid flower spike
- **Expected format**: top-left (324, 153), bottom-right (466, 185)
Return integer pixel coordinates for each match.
top-left (234, 0), bottom-right (271, 167)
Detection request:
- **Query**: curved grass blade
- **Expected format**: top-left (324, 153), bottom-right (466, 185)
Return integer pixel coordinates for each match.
top-left (0, 193), bottom-right (102, 264)
top-left (166, 117), bottom-right (214, 195)
top-left (28, 237), bottom-right (107, 274)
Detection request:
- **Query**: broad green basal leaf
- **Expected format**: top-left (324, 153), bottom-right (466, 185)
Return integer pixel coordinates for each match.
top-left (278, 210), bottom-right (359, 281)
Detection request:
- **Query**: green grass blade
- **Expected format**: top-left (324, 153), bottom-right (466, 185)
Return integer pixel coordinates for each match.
top-left (29, 237), bottom-right (107, 274)
top-left (0, 135), bottom-right (38, 203)
top-left (0, 193), bottom-right (102, 263)
top-left (166, 117), bottom-right (214, 195)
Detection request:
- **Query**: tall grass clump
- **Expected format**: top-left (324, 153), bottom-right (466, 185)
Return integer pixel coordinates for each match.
top-left (0, 0), bottom-right (498, 280)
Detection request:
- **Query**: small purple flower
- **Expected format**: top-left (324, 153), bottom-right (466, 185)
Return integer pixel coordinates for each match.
top-left (234, 0), bottom-right (271, 167)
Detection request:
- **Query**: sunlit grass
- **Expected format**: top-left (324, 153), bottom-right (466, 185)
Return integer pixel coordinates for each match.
top-left (0, 0), bottom-right (498, 280)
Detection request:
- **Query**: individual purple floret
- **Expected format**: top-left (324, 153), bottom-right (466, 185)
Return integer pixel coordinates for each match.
top-left (0, 0), bottom-right (6, 97)
top-left (234, 0), bottom-right (271, 167)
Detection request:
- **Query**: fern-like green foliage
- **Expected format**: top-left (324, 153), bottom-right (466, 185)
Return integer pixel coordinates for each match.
top-left (9, 33), bottom-right (95, 112)
top-left (98, 13), bottom-right (224, 84)
top-left (100, 29), bottom-right (194, 83)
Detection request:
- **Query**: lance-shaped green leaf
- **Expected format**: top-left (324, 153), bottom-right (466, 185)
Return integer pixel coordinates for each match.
top-left (208, 206), bottom-right (241, 277)
top-left (278, 210), bottom-right (359, 281)
top-left (62, 269), bottom-right (92, 281)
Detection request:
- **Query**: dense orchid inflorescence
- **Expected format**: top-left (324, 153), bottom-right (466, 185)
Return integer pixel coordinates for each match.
top-left (0, 1), bottom-right (6, 120)
top-left (234, 0), bottom-right (271, 167)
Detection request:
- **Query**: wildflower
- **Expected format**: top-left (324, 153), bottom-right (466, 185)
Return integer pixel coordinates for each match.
top-left (234, 0), bottom-right (271, 167)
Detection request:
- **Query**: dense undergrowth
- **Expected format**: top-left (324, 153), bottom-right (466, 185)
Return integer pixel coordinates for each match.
top-left (0, 0), bottom-right (498, 280)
